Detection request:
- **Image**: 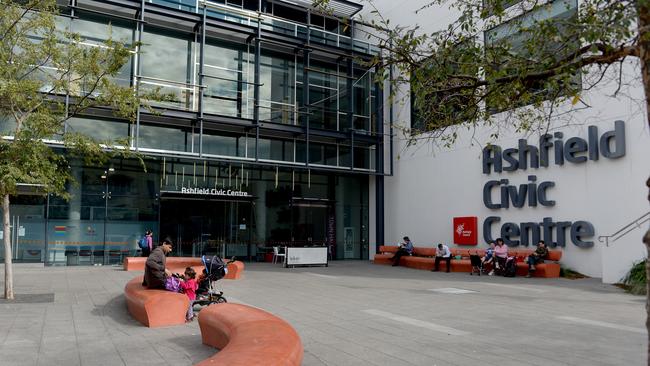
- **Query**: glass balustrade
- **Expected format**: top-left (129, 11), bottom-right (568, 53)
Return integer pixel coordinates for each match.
top-left (142, 0), bottom-right (378, 54)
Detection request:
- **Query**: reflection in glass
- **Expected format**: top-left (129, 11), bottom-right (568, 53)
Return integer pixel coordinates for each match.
top-left (139, 124), bottom-right (192, 152)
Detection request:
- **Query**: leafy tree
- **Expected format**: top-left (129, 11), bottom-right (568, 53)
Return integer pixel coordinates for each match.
top-left (0, 0), bottom-right (152, 299)
top-left (318, 0), bottom-right (650, 360)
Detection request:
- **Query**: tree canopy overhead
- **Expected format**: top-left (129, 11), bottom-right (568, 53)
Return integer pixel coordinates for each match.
top-left (0, 0), bottom-right (157, 299)
top-left (351, 0), bottom-right (642, 144)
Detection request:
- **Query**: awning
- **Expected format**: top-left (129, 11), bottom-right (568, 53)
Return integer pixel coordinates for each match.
top-left (277, 0), bottom-right (363, 18)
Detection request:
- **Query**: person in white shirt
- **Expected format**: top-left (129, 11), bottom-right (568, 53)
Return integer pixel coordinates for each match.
top-left (431, 243), bottom-right (452, 273)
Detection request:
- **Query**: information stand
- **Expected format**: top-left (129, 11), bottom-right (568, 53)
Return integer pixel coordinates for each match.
top-left (284, 247), bottom-right (328, 268)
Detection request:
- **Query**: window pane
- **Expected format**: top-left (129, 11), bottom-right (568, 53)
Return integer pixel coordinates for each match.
top-left (140, 29), bottom-right (194, 110)
top-left (66, 118), bottom-right (130, 142)
top-left (202, 133), bottom-right (246, 157)
top-left (139, 124), bottom-right (192, 152)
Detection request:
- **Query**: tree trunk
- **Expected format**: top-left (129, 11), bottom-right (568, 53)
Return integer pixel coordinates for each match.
top-left (637, 2), bottom-right (650, 364)
top-left (3, 194), bottom-right (13, 300)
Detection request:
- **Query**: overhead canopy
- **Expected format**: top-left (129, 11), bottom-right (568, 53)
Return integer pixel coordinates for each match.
top-left (277, 0), bottom-right (363, 18)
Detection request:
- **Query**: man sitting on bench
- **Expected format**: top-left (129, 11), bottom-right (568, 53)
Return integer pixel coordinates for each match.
top-left (391, 236), bottom-right (414, 266)
top-left (432, 243), bottom-right (451, 273)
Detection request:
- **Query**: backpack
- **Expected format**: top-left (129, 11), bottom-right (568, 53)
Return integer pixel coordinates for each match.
top-left (504, 256), bottom-right (517, 277)
top-left (138, 236), bottom-right (148, 249)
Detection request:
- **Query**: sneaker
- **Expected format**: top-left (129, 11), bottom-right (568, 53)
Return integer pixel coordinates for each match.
top-left (488, 270), bottom-right (494, 276)
top-left (525, 274), bottom-right (532, 278)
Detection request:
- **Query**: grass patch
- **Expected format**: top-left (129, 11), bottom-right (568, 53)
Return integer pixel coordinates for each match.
top-left (621, 260), bottom-right (646, 295)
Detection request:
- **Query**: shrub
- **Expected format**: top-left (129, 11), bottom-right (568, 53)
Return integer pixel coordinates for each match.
top-left (621, 259), bottom-right (647, 295)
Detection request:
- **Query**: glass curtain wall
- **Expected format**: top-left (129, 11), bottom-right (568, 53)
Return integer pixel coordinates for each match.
top-left (201, 40), bottom-right (252, 118)
top-left (258, 50), bottom-right (297, 124)
top-left (46, 159), bottom-right (160, 265)
top-left (140, 27), bottom-right (196, 111)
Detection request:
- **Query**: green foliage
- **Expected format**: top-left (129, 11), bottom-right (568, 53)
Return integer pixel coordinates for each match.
top-left (621, 260), bottom-right (647, 295)
top-left (0, 0), bottom-right (150, 199)
top-left (354, 0), bottom-right (640, 144)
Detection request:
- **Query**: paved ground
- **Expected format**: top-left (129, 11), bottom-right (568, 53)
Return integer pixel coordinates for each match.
top-left (0, 261), bottom-right (645, 366)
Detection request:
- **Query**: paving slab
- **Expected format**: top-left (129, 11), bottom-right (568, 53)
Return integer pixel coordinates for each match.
top-left (0, 261), bottom-right (645, 365)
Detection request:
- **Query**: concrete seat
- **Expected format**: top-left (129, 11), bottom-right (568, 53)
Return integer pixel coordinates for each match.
top-left (124, 276), bottom-right (189, 327)
top-left (197, 303), bottom-right (303, 366)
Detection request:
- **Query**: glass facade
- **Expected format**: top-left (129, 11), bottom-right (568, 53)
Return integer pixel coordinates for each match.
top-left (0, 0), bottom-right (383, 265)
top-left (0, 157), bottom-right (370, 264)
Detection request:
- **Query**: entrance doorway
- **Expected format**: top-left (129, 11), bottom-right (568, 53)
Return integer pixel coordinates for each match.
top-left (159, 196), bottom-right (253, 259)
top-left (291, 198), bottom-right (335, 257)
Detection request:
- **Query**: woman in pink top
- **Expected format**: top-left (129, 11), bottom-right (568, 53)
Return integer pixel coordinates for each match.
top-left (490, 238), bottom-right (508, 275)
top-left (179, 267), bottom-right (198, 321)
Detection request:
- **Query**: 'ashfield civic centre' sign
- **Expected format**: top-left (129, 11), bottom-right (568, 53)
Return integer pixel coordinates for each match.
top-left (481, 120), bottom-right (625, 248)
top-left (180, 187), bottom-right (251, 197)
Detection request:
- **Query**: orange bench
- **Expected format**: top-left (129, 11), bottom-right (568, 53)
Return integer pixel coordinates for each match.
top-left (197, 303), bottom-right (303, 366)
top-left (124, 276), bottom-right (189, 327)
top-left (123, 257), bottom-right (203, 271)
top-left (374, 246), bottom-right (562, 278)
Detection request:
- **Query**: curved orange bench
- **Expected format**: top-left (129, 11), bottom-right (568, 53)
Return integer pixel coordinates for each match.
top-left (224, 261), bottom-right (244, 279)
top-left (123, 257), bottom-right (203, 271)
top-left (197, 303), bottom-right (303, 366)
top-left (373, 245), bottom-right (399, 265)
top-left (124, 276), bottom-right (189, 327)
top-left (374, 245), bottom-right (563, 277)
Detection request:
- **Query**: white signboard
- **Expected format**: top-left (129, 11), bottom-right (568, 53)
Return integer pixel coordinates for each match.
top-left (18, 226), bottom-right (25, 237)
top-left (285, 247), bottom-right (328, 267)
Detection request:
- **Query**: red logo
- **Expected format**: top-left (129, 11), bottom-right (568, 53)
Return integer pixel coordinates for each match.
top-left (453, 217), bottom-right (478, 245)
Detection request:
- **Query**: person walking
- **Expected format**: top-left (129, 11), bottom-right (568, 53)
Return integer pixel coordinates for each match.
top-left (141, 230), bottom-right (153, 257)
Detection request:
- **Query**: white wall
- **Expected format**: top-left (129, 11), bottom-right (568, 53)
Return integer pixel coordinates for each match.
top-left (361, 0), bottom-right (650, 282)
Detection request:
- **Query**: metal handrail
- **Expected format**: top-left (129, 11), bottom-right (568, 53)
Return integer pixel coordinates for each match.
top-left (598, 211), bottom-right (650, 247)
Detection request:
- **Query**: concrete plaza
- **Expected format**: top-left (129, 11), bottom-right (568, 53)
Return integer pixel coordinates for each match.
top-left (0, 261), bottom-right (645, 366)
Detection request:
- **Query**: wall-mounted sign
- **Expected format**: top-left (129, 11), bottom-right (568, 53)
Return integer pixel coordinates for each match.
top-left (480, 121), bottom-right (625, 248)
top-left (453, 217), bottom-right (478, 245)
top-left (180, 187), bottom-right (250, 197)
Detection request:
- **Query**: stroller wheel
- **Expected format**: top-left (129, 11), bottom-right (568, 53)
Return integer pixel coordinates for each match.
top-left (216, 297), bottom-right (227, 303)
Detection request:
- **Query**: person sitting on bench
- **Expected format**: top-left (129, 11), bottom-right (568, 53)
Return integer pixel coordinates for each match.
top-left (432, 243), bottom-right (451, 272)
top-left (525, 240), bottom-right (549, 278)
top-left (491, 238), bottom-right (508, 275)
top-left (391, 236), bottom-right (414, 266)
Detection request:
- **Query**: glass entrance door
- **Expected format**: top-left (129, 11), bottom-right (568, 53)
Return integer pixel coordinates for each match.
top-left (159, 197), bottom-right (253, 259)
top-left (291, 199), bottom-right (332, 248)
top-left (0, 197), bottom-right (47, 263)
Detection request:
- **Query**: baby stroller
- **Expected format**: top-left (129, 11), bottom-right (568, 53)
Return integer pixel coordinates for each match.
top-left (469, 253), bottom-right (482, 276)
top-left (194, 255), bottom-right (234, 306)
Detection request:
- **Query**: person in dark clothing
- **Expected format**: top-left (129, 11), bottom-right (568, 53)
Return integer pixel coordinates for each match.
top-left (525, 240), bottom-right (549, 278)
top-left (143, 238), bottom-right (173, 289)
top-left (392, 236), bottom-right (414, 266)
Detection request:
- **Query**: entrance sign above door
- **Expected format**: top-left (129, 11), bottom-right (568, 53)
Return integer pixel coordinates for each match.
top-left (179, 187), bottom-right (251, 197)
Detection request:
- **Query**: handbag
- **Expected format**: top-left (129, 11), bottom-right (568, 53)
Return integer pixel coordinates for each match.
top-left (165, 276), bottom-right (181, 292)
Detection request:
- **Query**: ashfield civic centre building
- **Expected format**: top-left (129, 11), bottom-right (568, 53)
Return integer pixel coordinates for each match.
top-left (1, 0), bottom-right (649, 284)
